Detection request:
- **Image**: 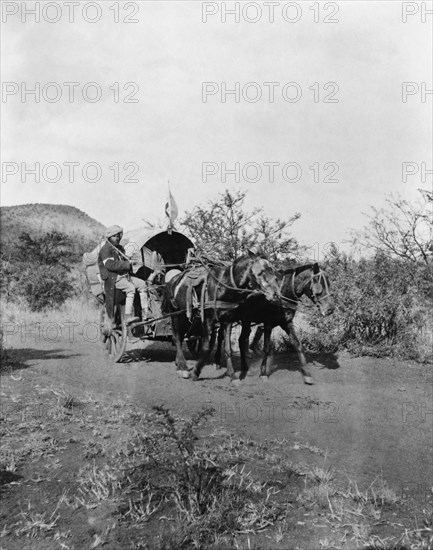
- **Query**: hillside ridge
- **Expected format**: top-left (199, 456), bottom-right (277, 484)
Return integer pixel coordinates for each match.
top-left (0, 203), bottom-right (106, 253)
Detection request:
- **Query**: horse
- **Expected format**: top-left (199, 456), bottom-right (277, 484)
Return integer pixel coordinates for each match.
top-left (163, 249), bottom-right (282, 381)
top-left (214, 262), bottom-right (335, 384)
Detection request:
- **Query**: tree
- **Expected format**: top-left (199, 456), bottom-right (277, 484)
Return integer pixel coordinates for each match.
top-left (354, 191), bottom-right (432, 265)
top-left (180, 190), bottom-right (301, 262)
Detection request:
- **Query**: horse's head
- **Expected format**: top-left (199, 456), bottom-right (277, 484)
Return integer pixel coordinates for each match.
top-left (300, 263), bottom-right (335, 316)
top-left (233, 248), bottom-right (281, 303)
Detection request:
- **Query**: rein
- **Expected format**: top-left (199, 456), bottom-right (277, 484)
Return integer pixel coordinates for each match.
top-left (195, 254), bottom-right (259, 296)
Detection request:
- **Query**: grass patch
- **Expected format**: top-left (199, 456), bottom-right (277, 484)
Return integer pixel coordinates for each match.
top-left (76, 463), bottom-right (121, 508)
top-left (1, 295), bottom-right (99, 327)
top-left (114, 406), bottom-right (287, 547)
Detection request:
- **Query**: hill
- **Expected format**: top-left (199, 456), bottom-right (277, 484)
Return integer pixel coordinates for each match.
top-left (0, 204), bottom-right (105, 256)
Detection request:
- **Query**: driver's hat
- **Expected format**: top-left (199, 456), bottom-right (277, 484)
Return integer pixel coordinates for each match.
top-left (105, 225), bottom-right (123, 238)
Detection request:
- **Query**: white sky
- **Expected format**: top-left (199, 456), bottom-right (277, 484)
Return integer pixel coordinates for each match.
top-left (1, 1), bottom-right (432, 254)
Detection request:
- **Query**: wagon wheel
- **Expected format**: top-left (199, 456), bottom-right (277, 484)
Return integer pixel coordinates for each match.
top-left (186, 336), bottom-right (202, 359)
top-left (100, 305), bottom-right (128, 363)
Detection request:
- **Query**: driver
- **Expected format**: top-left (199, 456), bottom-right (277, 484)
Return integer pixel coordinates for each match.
top-left (98, 225), bottom-right (150, 324)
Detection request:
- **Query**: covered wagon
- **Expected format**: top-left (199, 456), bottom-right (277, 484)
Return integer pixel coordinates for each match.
top-left (83, 226), bottom-right (196, 362)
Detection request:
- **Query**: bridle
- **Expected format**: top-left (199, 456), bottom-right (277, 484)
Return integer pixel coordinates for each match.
top-left (280, 267), bottom-right (331, 310)
top-left (296, 270), bottom-right (331, 304)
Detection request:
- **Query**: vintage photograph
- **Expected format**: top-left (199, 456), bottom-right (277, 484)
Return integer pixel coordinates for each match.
top-left (1, 1), bottom-right (432, 548)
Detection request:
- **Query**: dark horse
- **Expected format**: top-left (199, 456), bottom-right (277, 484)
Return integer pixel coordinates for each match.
top-left (215, 263), bottom-right (335, 384)
top-left (164, 250), bottom-right (282, 381)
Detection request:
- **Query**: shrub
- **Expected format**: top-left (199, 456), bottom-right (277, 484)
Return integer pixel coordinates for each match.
top-left (299, 251), bottom-right (432, 360)
top-left (1, 231), bottom-right (77, 311)
top-left (19, 264), bottom-right (74, 311)
top-left (116, 407), bottom-right (283, 547)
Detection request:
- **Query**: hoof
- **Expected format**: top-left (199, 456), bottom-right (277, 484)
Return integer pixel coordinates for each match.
top-left (259, 375), bottom-right (269, 382)
top-left (304, 376), bottom-right (314, 385)
top-left (231, 378), bottom-right (242, 387)
top-left (190, 371), bottom-right (199, 382)
top-left (177, 369), bottom-right (190, 379)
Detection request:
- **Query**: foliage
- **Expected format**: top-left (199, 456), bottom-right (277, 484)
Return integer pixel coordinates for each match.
top-left (1, 231), bottom-right (77, 311)
top-left (20, 264), bottom-right (75, 311)
top-left (292, 191), bottom-right (432, 360)
top-left (16, 231), bottom-right (77, 266)
top-left (181, 189), bottom-right (301, 262)
top-left (299, 249), bottom-right (432, 360)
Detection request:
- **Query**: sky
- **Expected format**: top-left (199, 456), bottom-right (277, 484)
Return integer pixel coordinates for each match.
top-left (1, 1), bottom-right (432, 255)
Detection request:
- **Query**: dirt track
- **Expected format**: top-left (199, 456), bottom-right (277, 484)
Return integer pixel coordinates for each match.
top-left (7, 329), bottom-right (433, 505)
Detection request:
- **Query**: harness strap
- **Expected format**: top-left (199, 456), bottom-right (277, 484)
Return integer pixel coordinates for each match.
top-left (200, 281), bottom-right (207, 322)
top-left (230, 264), bottom-right (238, 289)
top-left (291, 271), bottom-right (297, 299)
top-left (196, 254), bottom-right (257, 295)
top-left (186, 285), bottom-right (193, 319)
top-left (214, 275), bottom-right (222, 322)
top-left (205, 301), bottom-right (239, 311)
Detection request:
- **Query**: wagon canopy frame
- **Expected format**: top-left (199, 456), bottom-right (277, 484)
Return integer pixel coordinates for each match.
top-left (121, 226), bottom-right (195, 271)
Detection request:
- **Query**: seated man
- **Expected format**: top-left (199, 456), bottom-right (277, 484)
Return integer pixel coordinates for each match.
top-left (98, 225), bottom-right (150, 324)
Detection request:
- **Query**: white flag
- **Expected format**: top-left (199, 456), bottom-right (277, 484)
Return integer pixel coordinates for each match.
top-left (165, 187), bottom-right (178, 226)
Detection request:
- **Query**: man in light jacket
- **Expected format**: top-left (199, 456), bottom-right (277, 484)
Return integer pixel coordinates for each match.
top-left (98, 225), bottom-right (149, 324)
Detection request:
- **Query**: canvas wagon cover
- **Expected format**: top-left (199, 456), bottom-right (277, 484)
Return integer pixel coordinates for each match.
top-left (121, 227), bottom-right (194, 268)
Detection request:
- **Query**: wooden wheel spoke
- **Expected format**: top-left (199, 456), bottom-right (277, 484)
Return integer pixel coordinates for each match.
top-left (100, 305), bottom-right (127, 363)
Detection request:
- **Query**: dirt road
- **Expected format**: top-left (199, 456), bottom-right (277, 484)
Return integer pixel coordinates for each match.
top-left (7, 329), bottom-right (432, 505)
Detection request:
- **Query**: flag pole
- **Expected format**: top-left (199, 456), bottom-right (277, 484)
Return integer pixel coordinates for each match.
top-left (167, 180), bottom-right (172, 235)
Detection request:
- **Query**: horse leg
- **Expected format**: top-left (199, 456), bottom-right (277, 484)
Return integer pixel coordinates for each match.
top-left (239, 322), bottom-right (251, 380)
top-left (173, 316), bottom-right (190, 378)
top-left (259, 324), bottom-right (273, 380)
top-left (222, 323), bottom-right (238, 382)
top-left (191, 318), bottom-right (212, 381)
top-left (209, 325), bottom-right (217, 358)
top-left (250, 325), bottom-right (264, 353)
top-left (214, 325), bottom-right (224, 369)
top-left (285, 322), bottom-right (313, 385)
